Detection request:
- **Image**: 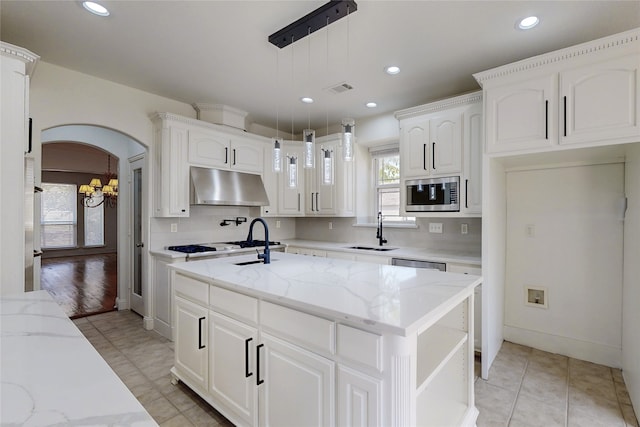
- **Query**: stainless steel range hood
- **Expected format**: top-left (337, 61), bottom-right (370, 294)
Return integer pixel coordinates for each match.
top-left (190, 167), bottom-right (270, 207)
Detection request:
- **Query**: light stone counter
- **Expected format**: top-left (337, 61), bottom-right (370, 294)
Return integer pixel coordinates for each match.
top-left (282, 239), bottom-right (482, 266)
top-left (170, 252), bottom-right (481, 336)
top-left (0, 291), bottom-right (157, 427)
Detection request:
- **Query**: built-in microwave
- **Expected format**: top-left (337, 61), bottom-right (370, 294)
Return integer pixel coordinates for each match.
top-left (405, 176), bottom-right (460, 212)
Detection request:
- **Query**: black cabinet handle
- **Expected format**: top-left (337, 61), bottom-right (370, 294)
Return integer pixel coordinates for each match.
top-left (233, 148), bottom-right (237, 165)
top-left (563, 96), bottom-right (567, 137)
top-left (297, 193), bottom-right (301, 212)
top-left (423, 143), bottom-right (427, 170)
top-left (545, 100), bottom-right (549, 140)
top-left (432, 142), bottom-right (436, 170)
top-left (310, 193), bottom-right (314, 212)
top-left (27, 118), bottom-right (33, 154)
top-left (256, 343), bottom-right (264, 385)
top-left (198, 317), bottom-right (205, 349)
top-left (245, 338), bottom-right (253, 378)
top-left (465, 179), bottom-right (469, 209)
top-left (315, 193), bottom-right (319, 211)
top-left (225, 147), bottom-right (229, 164)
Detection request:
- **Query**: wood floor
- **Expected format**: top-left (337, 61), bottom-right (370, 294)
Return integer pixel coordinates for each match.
top-left (41, 253), bottom-right (117, 319)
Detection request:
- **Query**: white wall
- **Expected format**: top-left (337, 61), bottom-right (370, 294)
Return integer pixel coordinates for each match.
top-left (623, 143), bottom-right (640, 413)
top-left (503, 163), bottom-right (625, 367)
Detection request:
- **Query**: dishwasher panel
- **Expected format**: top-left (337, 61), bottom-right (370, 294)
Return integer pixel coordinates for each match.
top-left (391, 258), bottom-right (446, 271)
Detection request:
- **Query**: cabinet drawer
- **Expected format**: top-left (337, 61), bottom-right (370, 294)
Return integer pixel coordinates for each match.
top-left (260, 301), bottom-right (335, 355)
top-left (337, 324), bottom-right (383, 372)
top-left (209, 285), bottom-right (258, 325)
top-left (173, 272), bottom-right (209, 304)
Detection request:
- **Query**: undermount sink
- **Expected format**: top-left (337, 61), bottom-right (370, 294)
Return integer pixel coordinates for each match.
top-left (233, 259), bottom-right (278, 266)
top-left (348, 246), bottom-right (397, 252)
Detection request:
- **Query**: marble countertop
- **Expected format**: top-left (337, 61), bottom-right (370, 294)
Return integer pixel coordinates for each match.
top-left (170, 252), bottom-right (481, 336)
top-left (0, 291), bottom-right (157, 426)
top-left (281, 239), bottom-right (482, 265)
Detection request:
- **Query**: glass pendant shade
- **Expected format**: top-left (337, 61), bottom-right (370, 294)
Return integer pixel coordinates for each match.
top-left (287, 156), bottom-right (298, 189)
top-left (322, 148), bottom-right (333, 185)
top-left (303, 129), bottom-right (315, 168)
top-left (272, 138), bottom-right (282, 173)
top-left (341, 118), bottom-right (355, 161)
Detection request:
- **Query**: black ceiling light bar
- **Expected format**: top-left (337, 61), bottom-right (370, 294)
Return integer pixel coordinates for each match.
top-left (268, 0), bottom-right (358, 49)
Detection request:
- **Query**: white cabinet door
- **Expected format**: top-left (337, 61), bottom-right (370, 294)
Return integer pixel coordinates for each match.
top-left (430, 111), bottom-right (462, 175)
top-left (400, 117), bottom-right (430, 178)
top-left (261, 144), bottom-right (279, 217)
top-left (462, 102), bottom-right (483, 214)
top-left (231, 137), bottom-right (264, 173)
top-left (315, 142), bottom-right (337, 215)
top-left (337, 365), bottom-right (381, 427)
top-left (152, 257), bottom-right (174, 339)
top-left (174, 296), bottom-right (208, 392)
top-left (560, 54), bottom-right (640, 145)
top-left (209, 311), bottom-right (258, 426)
top-left (259, 333), bottom-right (335, 427)
top-left (188, 129), bottom-right (230, 169)
top-left (154, 123), bottom-right (189, 217)
top-left (485, 74), bottom-right (557, 153)
top-left (278, 145), bottom-right (305, 216)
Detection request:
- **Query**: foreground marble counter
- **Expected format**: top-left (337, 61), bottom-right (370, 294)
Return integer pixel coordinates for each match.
top-left (171, 252), bottom-right (481, 336)
top-left (0, 291), bottom-right (157, 426)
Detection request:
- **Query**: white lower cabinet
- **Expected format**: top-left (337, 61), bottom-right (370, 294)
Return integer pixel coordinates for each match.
top-left (174, 296), bottom-right (208, 393)
top-left (208, 311), bottom-right (258, 426)
top-left (259, 333), bottom-right (335, 427)
top-left (337, 365), bottom-right (382, 427)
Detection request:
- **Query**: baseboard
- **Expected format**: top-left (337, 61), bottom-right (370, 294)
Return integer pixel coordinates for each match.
top-left (153, 318), bottom-right (172, 341)
top-left (503, 325), bottom-right (622, 368)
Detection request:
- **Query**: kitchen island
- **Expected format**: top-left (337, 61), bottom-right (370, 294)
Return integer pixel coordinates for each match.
top-left (169, 252), bottom-right (481, 427)
top-left (0, 291), bottom-right (157, 426)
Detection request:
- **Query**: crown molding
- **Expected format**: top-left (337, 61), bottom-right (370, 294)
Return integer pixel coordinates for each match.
top-left (473, 27), bottom-right (640, 86)
top-left (394, 91), bottom-right (482, 120)
top-left (149, 112), bottom-right (268, 142)
top-left (1, 41), bottom-right (39, 76)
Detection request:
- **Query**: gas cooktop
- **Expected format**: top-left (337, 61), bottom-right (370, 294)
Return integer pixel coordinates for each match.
top-left (167, 241), bottom-right (281, 254)
top-left (225, 240), bottom-right (280, 248)
top-left (167, 245), bottom-right (218, 254)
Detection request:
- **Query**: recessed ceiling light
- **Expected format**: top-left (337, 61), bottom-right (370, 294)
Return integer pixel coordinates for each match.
top-left (366, 102), bottom-right (377, 108)
top-left (300, 97), bottom-right (314, 104)
top-left (385, 66), bottom-right (400, 75)
top-left (517, 16), bottom-right (539, 30)
top-left (83, 1), bottom-right (110, 16)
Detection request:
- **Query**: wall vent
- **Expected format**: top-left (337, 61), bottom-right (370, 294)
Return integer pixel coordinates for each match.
top-left (325, 82), bottom-right (354, 94)
top-left (525, 286), bottom-right (548, 308)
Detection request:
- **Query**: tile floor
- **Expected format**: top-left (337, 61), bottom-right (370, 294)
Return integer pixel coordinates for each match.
top-left (474, 341), bottom-right (639, 427)
top-left (74, 310), bottom-right (639, 427)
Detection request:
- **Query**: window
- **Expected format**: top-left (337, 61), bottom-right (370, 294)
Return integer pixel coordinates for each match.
top-left (84, 202), bottom-right (104, 246)
top-left (371, 148), bottom-right (414, 224)
top-left (41, 183), bottom-right (77, 248)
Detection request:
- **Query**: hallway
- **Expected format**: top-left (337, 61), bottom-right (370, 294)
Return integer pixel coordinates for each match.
top-left (41, 253), bottom-right (117, 318)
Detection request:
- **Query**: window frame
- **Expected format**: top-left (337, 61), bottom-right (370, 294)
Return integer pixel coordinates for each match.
top-left (40, 183), bottom-right (78, 249)
top-left (370, 146), bottom-right (415, 226)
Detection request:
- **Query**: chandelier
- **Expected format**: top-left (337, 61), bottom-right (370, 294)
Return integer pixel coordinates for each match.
top-left (78, 154), bottom-right (118, 208)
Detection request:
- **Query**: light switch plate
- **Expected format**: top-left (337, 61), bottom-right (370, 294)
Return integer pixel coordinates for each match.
top-left (461, 223), bottom-right (468, 234)
top-left (170, 223), bottom-right (178, 233)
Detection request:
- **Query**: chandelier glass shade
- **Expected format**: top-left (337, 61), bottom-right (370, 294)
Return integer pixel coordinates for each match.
top-left (303, 129), bottom-right (316, 168)
top-left (341, 118), bottom-right (355, 162)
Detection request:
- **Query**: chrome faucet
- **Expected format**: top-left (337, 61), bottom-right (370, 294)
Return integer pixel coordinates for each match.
top-left (246, 217), bottom-right (270, 264)
top-left (376, 211), bottom-right (387, 246)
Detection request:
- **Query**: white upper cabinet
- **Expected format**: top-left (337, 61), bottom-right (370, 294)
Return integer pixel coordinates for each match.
top-left (484, 74), bottom-right (557, 153)
top-left (400, 117), bottom-right (431, 178)
top-left (188, 129), bottom-right (263, 174)
top-left (475, 28), bottom-right (640, 155)
top-left (430, 111), bottom-right (462, 174)
top-left (560, 54), bottom-right (640, 146)
top-left (279, 143), bottom-right (306, 216)
top-left (463, 102), bottom-right (483, 214)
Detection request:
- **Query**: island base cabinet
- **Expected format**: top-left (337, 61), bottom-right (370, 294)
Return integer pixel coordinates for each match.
top-left (259, 333), bottom-right (335, 427)
top-left (174, 296), bottom-right (208, 393)
top-left (208, 311), bottom-right (258, 426)
top-left (337, 365), bottom-right (382, 427)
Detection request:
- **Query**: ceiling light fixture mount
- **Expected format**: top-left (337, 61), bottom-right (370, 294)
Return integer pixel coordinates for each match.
top-left (268, 0), bottom-right (358, 49)
top-left (517, 16), bottom-right (540, 30)
top-left (82, 1), bottom-right (110, 17)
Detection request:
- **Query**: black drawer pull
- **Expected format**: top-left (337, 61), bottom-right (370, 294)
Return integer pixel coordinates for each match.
top-left (198, 317), bottom-right (205, 349)
top-left (245, 338), bottom-right (253, 377)
top-left (256, 343), bottom-right (264, 385)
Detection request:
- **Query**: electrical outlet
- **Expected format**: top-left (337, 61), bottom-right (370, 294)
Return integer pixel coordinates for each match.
top-left (170, 223), bottom-right (178, 233)
top-left (525, 286), bottom-right (548, 308)
top-left (328, 221), bottom-right (333, 230)
top-left (461, 223), bottom-right (468, 234)
top-left (276, 220), bottom-right (281, 229)
top-left (428, 223), bottom-right (443, 233)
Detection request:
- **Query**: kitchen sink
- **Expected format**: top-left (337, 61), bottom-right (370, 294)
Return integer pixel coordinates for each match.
top-left (348, 246), bottom-right (397, 252)
top-left (233, 259), bottom-right (278, 266)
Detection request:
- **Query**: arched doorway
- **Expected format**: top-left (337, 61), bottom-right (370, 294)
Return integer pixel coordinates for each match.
top-left (40, 125), bottom-right (146, 319)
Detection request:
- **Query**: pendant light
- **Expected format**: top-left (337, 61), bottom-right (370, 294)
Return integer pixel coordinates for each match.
top-left (287, 154), bottom-right (298, 189)
top-left (341, 4), bottom-right (355, 162)
top-left (303, 26), bottom-right (315, 169)
top-left (272, 41), bottom-right (283, 173)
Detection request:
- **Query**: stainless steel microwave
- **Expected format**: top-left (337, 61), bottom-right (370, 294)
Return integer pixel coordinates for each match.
top-left (405, 176), bottom-right (460, 212)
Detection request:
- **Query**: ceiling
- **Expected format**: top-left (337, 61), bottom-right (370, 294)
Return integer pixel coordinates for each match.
top-left (2, 1), bottom-right (639, 136)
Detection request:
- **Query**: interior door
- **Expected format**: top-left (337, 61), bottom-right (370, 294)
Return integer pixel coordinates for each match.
top-left (130, 156), bottom-right (145, 315)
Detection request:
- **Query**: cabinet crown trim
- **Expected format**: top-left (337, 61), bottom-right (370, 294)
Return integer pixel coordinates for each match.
top-left (473, 28), bottom-right (640, 85)
top-left (1, 41), bottom-right (39, 74)
top-left (394, 91), bottom-right (482, 120)
top-left (150, 112), bottom-right (268, 142)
